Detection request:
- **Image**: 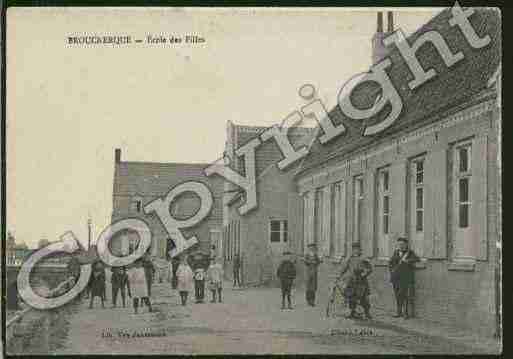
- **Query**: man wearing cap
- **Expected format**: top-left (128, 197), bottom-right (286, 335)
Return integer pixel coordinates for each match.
top-left (388, 237), bottom-right (420, 319)
top-left (303, 243), bottom-right (322, 306)
top-left (277, 251), bottom-right (296, 309)
top-left (337, 242), bottom-right (373, 319)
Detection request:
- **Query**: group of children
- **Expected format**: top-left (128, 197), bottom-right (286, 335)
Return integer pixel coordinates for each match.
top-left (174, 255), bottom-right (224, 305)
top-left (87, 255), bottom-right (155, 314)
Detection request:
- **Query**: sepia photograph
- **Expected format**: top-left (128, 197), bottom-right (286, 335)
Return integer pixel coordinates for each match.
top-left (3, 4), bottom-right (502, 355)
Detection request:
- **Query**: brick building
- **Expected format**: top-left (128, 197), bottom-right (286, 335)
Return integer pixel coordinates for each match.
top-left (221, 122), bottom-right (315, 286)
top-left (110, 149), bottom-right (224, 263)
top-left (292, 9), bottom-right (501, 336)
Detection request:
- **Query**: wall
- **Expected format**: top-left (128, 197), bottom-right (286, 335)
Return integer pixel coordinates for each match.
top-left (223, 164), bottom-right (303, 287)
top-left (294, 97), bottom-right (499, 336)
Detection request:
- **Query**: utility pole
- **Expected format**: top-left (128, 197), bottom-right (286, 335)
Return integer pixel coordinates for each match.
top-left (88, 217), bottom-right (92, 250)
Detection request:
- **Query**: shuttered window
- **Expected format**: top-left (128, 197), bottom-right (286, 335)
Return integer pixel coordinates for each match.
top-left (452, 140), bottom-right (474, 260)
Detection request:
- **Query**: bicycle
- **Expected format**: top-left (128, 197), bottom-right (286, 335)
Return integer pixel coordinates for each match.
top-left (326, 279), bottom-right (347, 318)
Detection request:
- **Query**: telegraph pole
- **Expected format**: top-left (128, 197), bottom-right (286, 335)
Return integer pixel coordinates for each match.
top-left (88, 217), bottom-right (92, 250)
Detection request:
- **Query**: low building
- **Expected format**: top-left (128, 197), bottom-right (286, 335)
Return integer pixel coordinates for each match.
top-left (6, 233), bottom-right (33, 266)
top-left (292, 8), bottom-right (500, 336)
top-left (110, 149), bottom-right (224, 266)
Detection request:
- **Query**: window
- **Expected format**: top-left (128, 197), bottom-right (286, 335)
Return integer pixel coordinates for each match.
top-left (377, 168), bottom-right (390, 258)
top-left (269, 220), bottom-right (288, 243)
top-left (381, 170), bottom-right (390, 235)
top-left (409, 157), bottom-right (425, 257)
top-left (456, 143), bottom-right (471, 229)
top-left (452, 140), bottom-right (473, 260)
top-left (354, 176), bottom-right (364, 244)
top-left (459, 178), bottom-right (470, 228)
top-left (414, 159), bottom-right (424, 232)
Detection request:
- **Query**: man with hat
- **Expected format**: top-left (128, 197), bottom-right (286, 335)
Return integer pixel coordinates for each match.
top-left (303, 243), bottom-right (322, 306)
top-left (337, 242), bottom-right (373, 319)
top-left (277, 250), bottom-right (297, 309)
top-left (388, 237), bottom-right (420, 319)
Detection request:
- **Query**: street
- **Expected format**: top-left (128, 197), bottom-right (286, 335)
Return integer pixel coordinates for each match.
top-left (8, 280), bottom-right (498, 355)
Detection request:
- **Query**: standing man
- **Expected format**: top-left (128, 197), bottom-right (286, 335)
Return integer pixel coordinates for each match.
top-left (388, 237), bottom-right (420, 319)
top-left (88, 261), bottom-right (106, 309)
top-left (277, 251), bottom-right (296, 310)
top-left (337, 242), bottom-right (373, 319)
top-left (233, 253), bottom-right (241, 288)
top-left (142, 252), bottom-right (155, 298)
top-left (303, 243), bottom-right (322, 306)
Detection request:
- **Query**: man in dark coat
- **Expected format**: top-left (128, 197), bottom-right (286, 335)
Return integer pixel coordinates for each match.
top-left (142, 252), bottom-right (156, 297)
top-left (388, 237), bottom-right (420, 319)
top-left (303, 243), bottom-right (322, 306)
top-left (233, 253), bottom-right (241, 287)
top-left (88, 260), bottom-right (106, 309)
top-left (277, 251), bottom-right (296, 310)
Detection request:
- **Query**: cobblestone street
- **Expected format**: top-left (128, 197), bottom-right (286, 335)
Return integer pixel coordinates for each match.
top-left (11, 281), bottom-right (494, 355)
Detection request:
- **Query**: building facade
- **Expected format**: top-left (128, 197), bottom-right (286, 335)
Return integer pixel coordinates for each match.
top-left (221, 122), bottom-right (314, 286)
top-left (6, 233), bottom-right (32, 266)
top-left (293, 8), bottom-right (500, 335)
top-left (111, 149), bottom-right (224, 263)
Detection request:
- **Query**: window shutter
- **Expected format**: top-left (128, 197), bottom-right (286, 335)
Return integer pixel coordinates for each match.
top-left (322, 186), bottom-right (332, 257)
top-left (288, 194), bottom-right (303, 254)
top-left (473, 135), bottom-right (488, 260)
top-left (362, 171), bottom-right (376, 257)
top-left (334, 182), bottom-right (347, 257)
top-left (390, 161), bottom-right (407, 255)
top-left (424, 149), bottom-right (447, 258)
top-left (303, 191), bottom-right (315, 253)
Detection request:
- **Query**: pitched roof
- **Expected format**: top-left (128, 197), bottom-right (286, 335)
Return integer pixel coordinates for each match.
top-left (113, 161), bottom-right (224, 222)
top-left (228, 123), bottom-right (316, 177)
top-left (225, 123), bottom-right (316, 207)
top-left (297, 7), bottom-right (501, 176)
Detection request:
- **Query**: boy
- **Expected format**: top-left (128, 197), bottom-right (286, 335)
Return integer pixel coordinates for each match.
top-left (389, 237), bottom-right (420, 319)
top-left (277, 251), bottom-right (296, 310)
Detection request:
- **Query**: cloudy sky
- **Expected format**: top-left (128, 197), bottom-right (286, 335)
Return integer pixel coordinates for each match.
top-left (7, 7), bottom-right (439, 248)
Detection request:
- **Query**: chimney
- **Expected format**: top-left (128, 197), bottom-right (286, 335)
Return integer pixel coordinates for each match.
top-left (372, 11), bottom-right (392, 64)
top-left (377, 12), bottom-right (383, 33)
top-left (115, 148), bottom-right (121, 163)
top-left (387, 11), bottom-right (394, 33)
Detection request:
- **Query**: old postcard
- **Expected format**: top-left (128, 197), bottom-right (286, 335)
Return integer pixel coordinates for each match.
top-left (4, 5), bottom-right (502, 355)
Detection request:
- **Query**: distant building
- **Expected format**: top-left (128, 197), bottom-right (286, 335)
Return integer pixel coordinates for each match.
top-left (292, 9), bottom-right (500, 335)
top-left (6, 232), bottom-right (33, 266)
top-left (110, 149), bottom-right (224, 261)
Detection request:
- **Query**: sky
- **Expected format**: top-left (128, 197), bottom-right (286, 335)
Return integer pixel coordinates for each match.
top-left (6, 7), bottom-right (439, 249)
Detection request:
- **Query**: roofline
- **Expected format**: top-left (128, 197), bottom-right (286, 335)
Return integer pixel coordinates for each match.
top-left (119, 161), bottom-right (212, 167)
top-left (294, 88), bottom-right (497, 179)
